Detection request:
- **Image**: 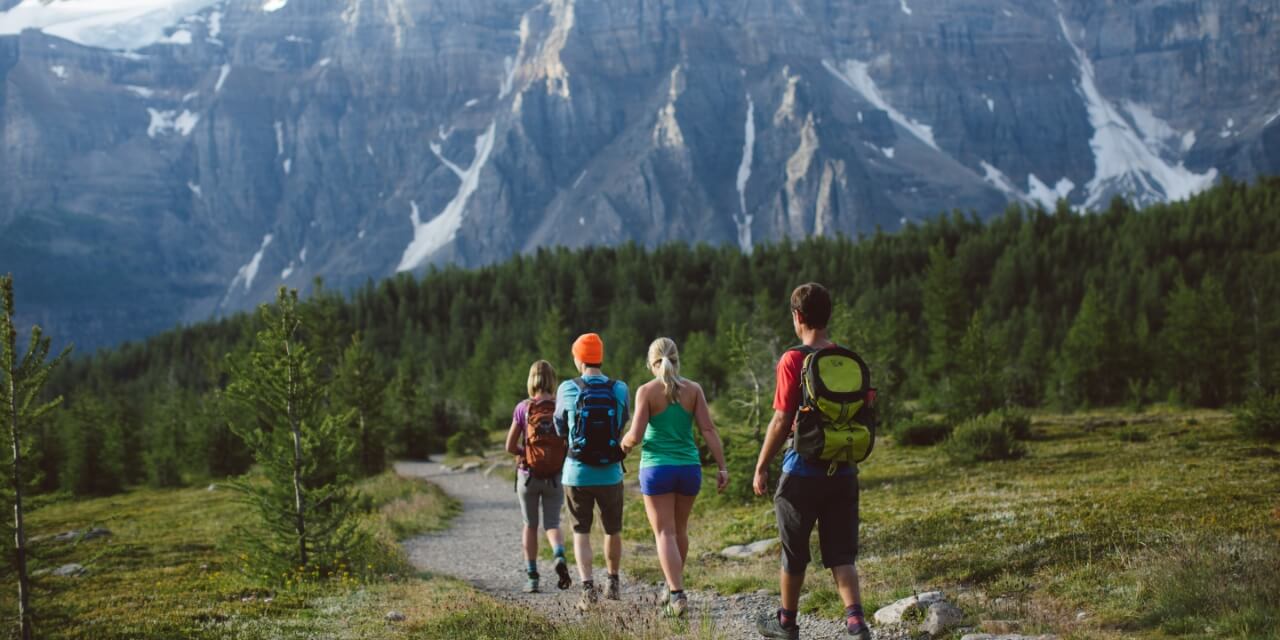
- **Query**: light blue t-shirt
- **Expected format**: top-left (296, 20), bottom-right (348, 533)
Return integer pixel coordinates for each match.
top-left (555, 375), bottom-right (629, 487)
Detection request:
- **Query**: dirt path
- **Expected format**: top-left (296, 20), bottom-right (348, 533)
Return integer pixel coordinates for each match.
top-left (396, 460), bottom-right (881, 639)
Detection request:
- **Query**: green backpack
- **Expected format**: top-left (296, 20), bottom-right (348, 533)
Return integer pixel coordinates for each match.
top-left (790, 345), bottom-right (878, 474)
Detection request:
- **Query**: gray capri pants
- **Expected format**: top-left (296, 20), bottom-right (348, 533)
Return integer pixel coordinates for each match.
top-left (516, 473), bottom-right (564, 530)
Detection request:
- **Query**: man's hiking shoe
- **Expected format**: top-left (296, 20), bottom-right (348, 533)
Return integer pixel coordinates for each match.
top-left (604, 575), bottom-right (621, 600)
top-left (576, 584), bottom-right (598, 611)
top-left (662, 593), bottom-right (688, 618)
top-left (523, 572), bottom-right (540, 593)
top-left (846, 618), bottom-right (873, 640)
top-left (554, 558), bottom-right (572, 590)
top-left (756, 610), bottom-right (800, 640)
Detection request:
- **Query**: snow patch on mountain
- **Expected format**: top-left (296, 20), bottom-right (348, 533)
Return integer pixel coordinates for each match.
top-left (734, 94), bottom-right (756, 253)
top-left (0, 0), bottom-right (222, 51)
top-left (1057, 13), bottom-right (1216, 208)
top-left (227, 233), bottom-right (273, 297)
top-left (274, 121), bottom-right (284, 155)
top-left (146, 108), bottom-right (198, 137)
top-left (824, 59), bottom-right (938, 150)
top-left (1027, 174), bottom-right (1075, 209)
top-left (187, 181), bottom-right (202, 198)
top-left (125, 85), bottom-right (154, 98)
top-left (263, 0), bottom-right (287, 12)
top-left (899, 0), bottom-right (912, 16)
top-left (397, 122), bottom-right (498, 272)
top-left (50, 65), bottom-right (67, 79)
top-left (979, 161), bottom-right (1024, 201)
top-left (214, 64), bottom-right (230, 92)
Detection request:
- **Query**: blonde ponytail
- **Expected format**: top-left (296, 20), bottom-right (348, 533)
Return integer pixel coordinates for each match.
top-left (648, 337), bottom-right (682, 405)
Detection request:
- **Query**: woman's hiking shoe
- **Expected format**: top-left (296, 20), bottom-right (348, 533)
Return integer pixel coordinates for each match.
top-left (846, 619), bottom-right (872, 640)
top-left (576, 583), bottom-right (598, 611)
top-left (604, 574), bottom-right (621, 600)
top-left (662, 592), bottom-right (688, 618)
top-left (554, 558), bottom-right (572, 590)
top-left (523, 572), bottom-right (540, 593)
top-left (756, 610), bottom-right (800, 640)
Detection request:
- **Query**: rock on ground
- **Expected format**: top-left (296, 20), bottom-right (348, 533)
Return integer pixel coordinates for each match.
top-left (923, 601), bottom-right (965, 636)
top-left (720, 538), bottom-right (779, 559)
top-left (52, 563), bottom-right (86, 577)
top-left (874, 591), bottom-right (947, 625)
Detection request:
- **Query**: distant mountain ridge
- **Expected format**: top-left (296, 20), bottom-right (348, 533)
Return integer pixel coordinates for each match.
top-left (1, 0), bottom-right (1277, 349)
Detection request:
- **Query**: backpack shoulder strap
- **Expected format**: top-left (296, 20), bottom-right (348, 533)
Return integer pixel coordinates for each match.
top-left (572, 377), bottom-right (587, 392)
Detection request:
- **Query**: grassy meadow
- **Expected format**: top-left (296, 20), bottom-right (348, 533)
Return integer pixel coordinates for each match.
top-left (609, 407), bottom-right (1280, 639)
top-left (1, 407), bottom-right (1275, 639)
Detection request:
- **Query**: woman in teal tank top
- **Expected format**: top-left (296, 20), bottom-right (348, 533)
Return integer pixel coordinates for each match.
top-left (621, 338), bottom-right (728, 617)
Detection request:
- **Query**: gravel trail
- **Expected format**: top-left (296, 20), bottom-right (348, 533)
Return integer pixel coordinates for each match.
top-left (396, 460), bottom-right (884, 639)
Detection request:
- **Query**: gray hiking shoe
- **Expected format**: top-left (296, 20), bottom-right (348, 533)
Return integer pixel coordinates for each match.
top-left (662, 592), bottom-right (688, 618)
top-left (756, 610), bottom-right (800, 640)
top-left (523, 572), bottom-right (539, 593)
top-left (576, 583), bottom-right (598, 611)
top-left (605, 574), bottom-right (621, 600)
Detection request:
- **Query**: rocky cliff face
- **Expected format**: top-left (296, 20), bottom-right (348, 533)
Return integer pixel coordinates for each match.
top-left (1, 0), bottom-right (1277, 349)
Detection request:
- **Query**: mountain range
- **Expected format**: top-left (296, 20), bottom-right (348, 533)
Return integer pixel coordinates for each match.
top-left (1, 0), bottom-right (1277, 349)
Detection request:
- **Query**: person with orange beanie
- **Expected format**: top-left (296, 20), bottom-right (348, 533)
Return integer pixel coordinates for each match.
top-left (554, 332), bottom-right (630, 611)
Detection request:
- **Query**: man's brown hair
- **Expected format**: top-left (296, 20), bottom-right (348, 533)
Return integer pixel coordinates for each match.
top-left (790, 282), bottom-right (832, 329)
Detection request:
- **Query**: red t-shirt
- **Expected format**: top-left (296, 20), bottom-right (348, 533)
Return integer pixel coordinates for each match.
top-left (773, 349), bottom-right (808, 414)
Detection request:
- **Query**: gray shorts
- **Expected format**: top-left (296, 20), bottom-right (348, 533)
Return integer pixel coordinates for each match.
top-left (517, 473), bottom-right (564, 530)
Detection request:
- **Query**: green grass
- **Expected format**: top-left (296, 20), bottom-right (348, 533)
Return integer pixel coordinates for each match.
top-left (613, 407), bottom-right (1280, 639)
top-left (0, 472), bottom-right (512, 639)
top-left (5, 407), bottom-right (1277, 639)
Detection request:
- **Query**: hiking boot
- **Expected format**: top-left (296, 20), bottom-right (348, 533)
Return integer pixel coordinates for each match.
top-left (846, 618), bottom-right (873, 640)
top-left (523, 572), bottom-right (540, 593)
top-left (662, 592), bottom-right (688, 618)
top-left (576, 583), bottom-right (598, 611)
top-left (756, 610), bottom-right (800, 640)
top-left (554, 557), bottom-right (572, 590)
top-left (604, 574), bottom-right (621, 600)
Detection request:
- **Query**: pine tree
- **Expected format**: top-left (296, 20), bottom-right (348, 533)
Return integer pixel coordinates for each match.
top-left (1161, 277), bottom-right (1239, 407)
top-left (2, 275), bottom-right (70, 640)
top-left (922, 242), bottom-right (969, 382)
top-left (224, 288), bottom-right (362, 575)
top-left (947, 311), bottom-right (1003, 420)
top-left (1057, 289), bottom-right (1125, 406)
top-left (333, 333), bottom-right (387, 477)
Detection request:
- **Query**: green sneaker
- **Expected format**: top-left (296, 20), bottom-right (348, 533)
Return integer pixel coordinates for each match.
top-left (523, 572), bottom-right (539, 593)
top-left (756, 610), bottom-right (800, 640)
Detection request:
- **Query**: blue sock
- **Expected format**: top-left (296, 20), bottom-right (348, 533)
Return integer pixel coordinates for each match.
top-left (553, 545), bottom-right (565, 559)
top-left (526, 560), bottom-right (537, 574)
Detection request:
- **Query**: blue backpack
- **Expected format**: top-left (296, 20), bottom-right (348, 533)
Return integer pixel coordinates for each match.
top-left (568, 377), bottom-right (625, 466)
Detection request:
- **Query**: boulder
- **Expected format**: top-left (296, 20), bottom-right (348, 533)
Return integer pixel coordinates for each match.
top-left (923, 602), bottom-right (965, 636)
top-left (720, 538), bottom-right (779, 560)
top-left (52, 563), bottom-right (86, 577)
top-left (459, 462), bottom-right (482, 473)
top-left (874, 591), bottom-right (947, 625)
top-left (385, 611), bottom-right (406, 622)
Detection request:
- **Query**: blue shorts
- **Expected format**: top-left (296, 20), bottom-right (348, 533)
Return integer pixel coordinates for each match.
top-left (639, 464), bottom-right (702, 497)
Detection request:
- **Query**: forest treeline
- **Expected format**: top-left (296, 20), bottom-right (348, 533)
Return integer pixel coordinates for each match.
top-left (29, 177), bottom-right (1280, 497)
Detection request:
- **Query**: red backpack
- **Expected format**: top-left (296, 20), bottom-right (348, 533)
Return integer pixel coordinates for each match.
top-left (523, 399), bottom-right (567, 478)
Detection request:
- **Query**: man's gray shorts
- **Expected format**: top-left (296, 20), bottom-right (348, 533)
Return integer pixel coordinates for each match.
top-left (516, 473), bottom-right (564, 530)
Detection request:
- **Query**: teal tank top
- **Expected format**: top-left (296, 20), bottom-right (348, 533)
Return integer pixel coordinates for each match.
top-left (640, 401), bottom-right (701, 468)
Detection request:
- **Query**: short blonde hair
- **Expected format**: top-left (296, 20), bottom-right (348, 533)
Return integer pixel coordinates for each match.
top-left (527, 360), bottom-right (557, 398)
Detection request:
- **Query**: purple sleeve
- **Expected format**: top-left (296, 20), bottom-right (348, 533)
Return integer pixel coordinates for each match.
top-left (513, 400), bottom-right (528, 434)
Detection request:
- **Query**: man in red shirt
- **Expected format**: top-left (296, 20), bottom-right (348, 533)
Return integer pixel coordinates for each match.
top-left (754, 283), bottom-right (871, 640)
